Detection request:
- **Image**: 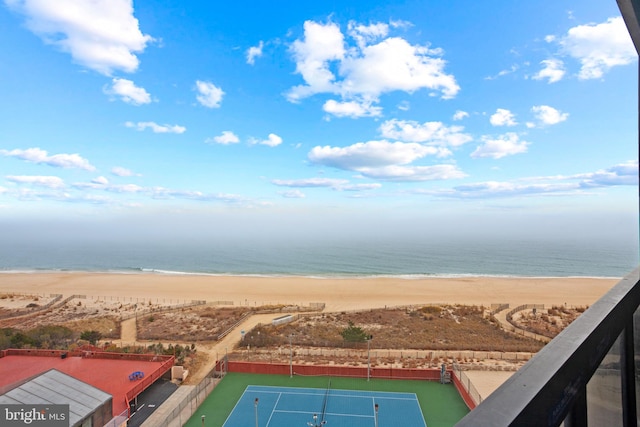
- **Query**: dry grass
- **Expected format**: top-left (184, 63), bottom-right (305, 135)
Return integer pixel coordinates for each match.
top-left (137, 306), bottom-right (252, 341)
top-left (511, 305), bottom-right (587, 338)
top-left (61, 317), bottom-right (120, 339)
top-left (242, 305), bottom-right (544, 353)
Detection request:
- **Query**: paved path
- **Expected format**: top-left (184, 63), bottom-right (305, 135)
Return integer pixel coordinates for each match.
top-left (136, 312), bottom-right (289, 427)
top-left (139, 385), bottom-right (195, 427)
top-left (185, 313), bottom-right (288, 384)
top-left (493, 308), bottom-right (551, 343)
top-left (120, 317), bottom-right (137, 342)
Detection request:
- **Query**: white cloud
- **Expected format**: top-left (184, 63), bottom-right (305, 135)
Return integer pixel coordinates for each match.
top-left (452, 110), bottom-right (469, 121)
top-left (347, 21), bottom-right (389, 48)
top-left (357, 164), bottom-right (466, 181)
top-left (207, 131), bottom-right (240, 145)
top-left (306, 140), bottom-right (464, 181)
top-left (340, 183), bottom-right (382, 191)
top-left (431, 181), bottom-right (578, 199)
top-left (489, 109), bottom-right (517, 127)
top-left (426, 160), bottom-right (638, 199)
top-left (0, 147), bottom-right (95, 171)
top-left (531, 105), bottom-right (569, 126)
top-left (272, 178), bottom-right (349, 188)
top-left (471, 133), bottom-right (529, 159)
top-left (286, 19), bottom-right (459, 112)
top-left (379, 119), bottom-right (472, 148)
top-left (6, 175), bottom-right (65, 189)
top-left (557, 16), bottom-right (636, 80)
top-left (397, 101), bottom-right (410, 111)
top-left (272, 178), bottom-right (382, 191)
top-left (73, 180), bottom-right (146, 193)
top-left (250, 133), bottom-right (282, 147)
top-left (389, 19), bottom-right (413, 29)
top-left (6, 0), bottom-right (153, 75)
top-left (309, 140), bottom-right (441, 170)
top-left (323, 99), bottom-right (382, 118)
top-left (125, 121), bottom-right (186, 134)
top-left (92, 176), bottom-right (109, 185)
top-left (486, 64), bottom-right (519, 80)
top-left (340, 37), bottom-right (458, 99)
top-left (105, 78), bottom-right (151, 105)
top-left (288, 20), bottom-right (346, 102)
top-left (246, 41), bottom-right (264, 65)
top-left (575, 160), bottom-right (639, 187)
top-left (111, 166), bottom-right (140, 177)
top-left (278, 189), bottom-right (306, 198)
top-left (106, 183), bottom-right (144, 193)
top-left (533, 59), bottom-right (566, 83)
top-left (195, 80), bottom-right (224, 108)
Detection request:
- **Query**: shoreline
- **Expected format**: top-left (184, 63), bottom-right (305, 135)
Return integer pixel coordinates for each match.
top-left (0, 269), bottom-right (624, 281)
top-left (0, 272), bottom-right (621, 313)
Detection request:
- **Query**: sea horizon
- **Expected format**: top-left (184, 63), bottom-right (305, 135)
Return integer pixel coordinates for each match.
top-left (0, 234), bottom-right (636, 280)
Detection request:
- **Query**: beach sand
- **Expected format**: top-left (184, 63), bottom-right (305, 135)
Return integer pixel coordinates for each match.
top-left (0, 272), bottom-right (623, 400)
top-left (0, 273), bottom-right (620, 312)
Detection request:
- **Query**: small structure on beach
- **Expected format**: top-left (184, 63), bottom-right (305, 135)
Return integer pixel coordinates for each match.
top-left (272, 314), bottom-right (294, 326)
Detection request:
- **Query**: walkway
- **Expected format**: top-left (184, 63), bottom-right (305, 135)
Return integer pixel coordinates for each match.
top-left (493, 308), bottom-right (551, 343)
top-left (185, 313), bottom-right (289, 384)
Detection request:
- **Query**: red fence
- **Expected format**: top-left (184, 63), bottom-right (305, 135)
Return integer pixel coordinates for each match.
top-left (1, 348), bottom-right (173, 363)
top-left (1, 348), bottom-right (176, 416)
top-left (125, 355), bottom-right (175, 414)
top-left (82, 350), bottom-right (173, 363)
top-left (227, 361), bottom-right (442, 381)
top-left (2, 349), bottom-right (82, 358)
top-left (226, 361), bottom-right (478, 410)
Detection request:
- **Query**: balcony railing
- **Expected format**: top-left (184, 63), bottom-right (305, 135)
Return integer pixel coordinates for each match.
top-left (457, 1), bottom-right (640, 424)
top-left (455, 268), bottom-right (640, 426)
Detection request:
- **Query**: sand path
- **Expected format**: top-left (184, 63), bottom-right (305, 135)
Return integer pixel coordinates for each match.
top-left (120, 318), bottom-right (137, 342)
top-left (186, 313), bottom-right (286, 384)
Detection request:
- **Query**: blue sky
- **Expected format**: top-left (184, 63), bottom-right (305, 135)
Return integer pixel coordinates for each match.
top-left (0, 0), bottom-right (638, 242)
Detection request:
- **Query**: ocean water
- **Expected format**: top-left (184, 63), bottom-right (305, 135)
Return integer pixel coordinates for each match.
top-left (0, 234), bottom-right (637, 278)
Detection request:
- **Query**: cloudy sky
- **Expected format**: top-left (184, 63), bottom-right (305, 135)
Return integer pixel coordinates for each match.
top-left (0, 0), bottom-right (637, 241)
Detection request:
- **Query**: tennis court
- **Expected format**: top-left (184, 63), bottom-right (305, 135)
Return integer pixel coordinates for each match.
top-left (185, 373), bottom-right (468, 427)
top-left (223, 384), bottom-right (426, 427)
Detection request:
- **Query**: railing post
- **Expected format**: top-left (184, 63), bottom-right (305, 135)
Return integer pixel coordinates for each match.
top-left (621, 318), bottom-right (637, 427)
top-left (564, 386), bottom-right (588, 427)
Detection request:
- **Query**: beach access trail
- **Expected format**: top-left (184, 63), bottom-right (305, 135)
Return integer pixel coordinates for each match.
top-left (115, 312), bottom-right (287, 384)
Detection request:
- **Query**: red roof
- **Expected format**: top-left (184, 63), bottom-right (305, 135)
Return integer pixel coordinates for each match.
top-left (0, 350), bottom-right (173, 416)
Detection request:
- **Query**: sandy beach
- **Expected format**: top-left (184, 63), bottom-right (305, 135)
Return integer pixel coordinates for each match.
top-left (0, 273), bottom-right (620, 312)
top-left (0, 272), bottom-right (624, 401)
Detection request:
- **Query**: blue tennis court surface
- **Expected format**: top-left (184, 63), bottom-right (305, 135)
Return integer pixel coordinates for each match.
top-left (223, 385), bottom-right (427, 427)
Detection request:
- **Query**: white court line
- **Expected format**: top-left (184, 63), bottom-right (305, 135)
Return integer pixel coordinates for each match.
top-left (265, 392), bottom-right (282, 427)
top-left (247, 385), bottom-right (417, 401)
top-left (222, 388), bottom-right (253, 427)
top-left (272, 409), bottom-right (374, 419)
top-left (242, 385), bottom-right (426, 427)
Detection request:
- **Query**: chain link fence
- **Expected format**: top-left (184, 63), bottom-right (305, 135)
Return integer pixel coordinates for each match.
top-left (452, 364), bottom-right (483, 407)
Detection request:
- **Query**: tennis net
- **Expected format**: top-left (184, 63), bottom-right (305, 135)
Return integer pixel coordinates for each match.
top-left (321, 380), bottom-right (331, 423)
